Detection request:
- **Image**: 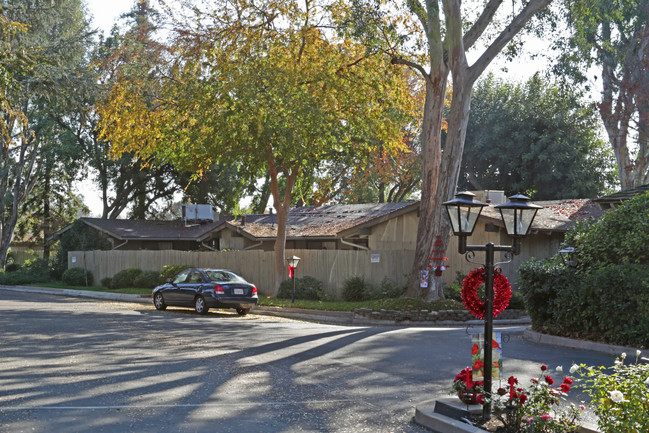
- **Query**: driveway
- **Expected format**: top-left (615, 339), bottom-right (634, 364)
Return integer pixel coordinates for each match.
top-left (0, 290), bottom-right (615, 432)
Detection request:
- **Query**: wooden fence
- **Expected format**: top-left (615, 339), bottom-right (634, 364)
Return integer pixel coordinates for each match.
top-left (69, 249), bottom-right (416, 298)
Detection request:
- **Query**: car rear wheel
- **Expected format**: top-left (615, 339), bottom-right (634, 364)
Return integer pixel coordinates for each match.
top-left (153, 293), bottom-right (166, 310)
top-left (194, 296), bottom-right (208, 315)
top-left (236, 308), bottom-right (250, 316)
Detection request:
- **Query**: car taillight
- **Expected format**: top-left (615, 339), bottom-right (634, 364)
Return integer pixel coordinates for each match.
top-left (252, 286), bottom-right (258, 294)
top-left (214, 284), bottom-right (225, 294)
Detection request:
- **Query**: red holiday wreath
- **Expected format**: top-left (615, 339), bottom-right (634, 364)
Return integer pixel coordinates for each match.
top-left (461, 267), bottom-right (512, 319)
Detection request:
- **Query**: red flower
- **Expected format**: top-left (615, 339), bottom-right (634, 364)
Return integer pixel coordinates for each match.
top-left (508, 376), bottom-right (518, 386)
top-left (473, 359), bottom-right (484, 370)
top-left (497, 388), bottom-right (507, 396)
top-left (472, 344), bottom-right (479, 355)
top-left (541, 365), bottom-right (547, 371)
top-left (519, 394), bottom-right (528, 404)
top-left (476, 394), bottom-right (485, 405)
top-left (563, 377), bottom-right (573, 385)
top-left (560, 383), bottom-right (571, 393)
top-left (545, 376), bottom-right (554, 385)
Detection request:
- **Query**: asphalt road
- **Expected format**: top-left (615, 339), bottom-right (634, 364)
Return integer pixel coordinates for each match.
top-left (0, 290), bottom-right (616, 433)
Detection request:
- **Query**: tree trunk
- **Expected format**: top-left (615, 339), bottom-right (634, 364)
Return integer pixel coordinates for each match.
top-left (42, 166), bottom-right (51, 260)
top-left (406, 75), bottom-right (448, 298)
top-left (406, 0), bottom-right (553, 300)
top-left (268, 153), bottom-right (299, 296)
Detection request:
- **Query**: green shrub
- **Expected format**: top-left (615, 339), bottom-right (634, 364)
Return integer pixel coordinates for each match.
top-left (277, 276), bottom-right (326, 301)
top-left (564, 192), bottom-right (649, 269)
top-left (111, 268), bottom-right (143, 289)
top-left (507, 291), bottom-right (526, 310)
top-left (62, 268), bottom-right (94, 286)
top-left (5, 263), bottom-right (21, 272)
top-left (363, 277), bottom-right (406, 300)
top-left (342, 276), bottom-right (367, 301)
top-left (100, 277), bottom-right (113, 289)
top-left (0, 258), bottom-right (52, 285)
top-left (519, 257), bottom-right (649, 346)
top-left (160, 264), bottom-right (193, 282)
top-left (519, 194), bottom-right (649, 347)
top-left (517, 257), bottom-right (566, 329)
top-left (444, 283), bottom-right (462, 302)
top-left (133, 270), bottom-right (162, 289)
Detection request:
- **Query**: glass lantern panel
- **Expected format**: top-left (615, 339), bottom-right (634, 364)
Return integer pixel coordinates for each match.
top-left (519, 209), bottom-right (538, 236)
top-left (464, 206), bottom-right (481, 234)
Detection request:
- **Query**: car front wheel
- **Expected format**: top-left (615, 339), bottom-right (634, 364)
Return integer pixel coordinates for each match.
top-left (236, 308), bottom-right (250, 316)
top-left (194, 296), bottom-right (208, 315)
top-left (153, 293), bottom-right (166, 311)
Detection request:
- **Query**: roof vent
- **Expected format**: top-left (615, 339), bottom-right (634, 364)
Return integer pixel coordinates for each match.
top-left (182, 204), bottom-right (214, 223)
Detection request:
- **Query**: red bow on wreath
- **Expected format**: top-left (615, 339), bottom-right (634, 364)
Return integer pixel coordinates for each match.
top-left (461, 267), bottom-right (512, 319)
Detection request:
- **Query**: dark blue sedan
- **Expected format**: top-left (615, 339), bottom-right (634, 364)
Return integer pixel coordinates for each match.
top-left (152, 268), bottom-right (258, 315)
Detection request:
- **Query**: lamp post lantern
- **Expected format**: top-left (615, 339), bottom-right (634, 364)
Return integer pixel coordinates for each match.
top-left (559, 247), bottom-right (577, 268)
top-left (444, 192), bottom-right (541, 419)
top-left (287, 256), bottom-right (301, 304)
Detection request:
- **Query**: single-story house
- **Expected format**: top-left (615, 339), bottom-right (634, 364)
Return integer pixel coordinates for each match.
top-left (57, 193), bottom-right (609, 287)
top-left (53, 192), bottom-right (605, 258)
top-left (51, 217), bottom-right (226, 251)
top-left (593, 183), bottom-right (649, 209)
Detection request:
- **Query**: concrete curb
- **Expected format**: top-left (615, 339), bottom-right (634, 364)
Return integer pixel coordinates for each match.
top-left (523, 328), bottom-right (648, 357)
top-left (414, 399), bottom-right (485, 433)
top-left (0, 285), bottom-right (150, 304)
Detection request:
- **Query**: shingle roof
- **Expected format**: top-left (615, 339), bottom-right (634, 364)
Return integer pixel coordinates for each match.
top-left (230, 202), bottom-right (419, 239)
top-left (480, 199), bottom-right (606, 233)
top-left (79, 217), bottom-right (225, 241)
top-left (594, 184), bottom-right (649, 208)
top-left (57, 198), bottom-right (601, 244)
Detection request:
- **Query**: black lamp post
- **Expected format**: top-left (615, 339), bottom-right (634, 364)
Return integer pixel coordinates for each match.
top-left (558, 247), bottom-right (577, 268)
top-left (443, 191), bottom-right (541, 419)
top-left (287, 255), bottom-right (301, 303)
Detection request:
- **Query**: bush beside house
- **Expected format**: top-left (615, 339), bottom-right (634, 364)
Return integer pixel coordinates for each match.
top-left (518, 192), bottom-right (649, 347)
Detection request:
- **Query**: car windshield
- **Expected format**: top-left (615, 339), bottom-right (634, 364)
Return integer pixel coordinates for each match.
top-left (204, 270), bottom-right (246, 283)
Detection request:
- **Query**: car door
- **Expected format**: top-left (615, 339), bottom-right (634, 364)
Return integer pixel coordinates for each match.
top-left (177, 270), bottom-right (205, 306)
top-left (164, 269), bottom-right (191, 305)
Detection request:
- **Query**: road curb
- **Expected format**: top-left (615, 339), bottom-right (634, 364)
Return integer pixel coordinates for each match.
top-left (523, 328), bottom-right (648, 357)
top-left (0, 285), bottom-right (150, 304)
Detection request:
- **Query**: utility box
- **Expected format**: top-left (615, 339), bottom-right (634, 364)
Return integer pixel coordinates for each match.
top-left (182, 204), bottom-right (214, 223)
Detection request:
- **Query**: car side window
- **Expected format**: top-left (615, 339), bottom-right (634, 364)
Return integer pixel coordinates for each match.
top-left (187, 271), bottom-right (204, 283)
top-left (173, 270), bottom-right (191, 284)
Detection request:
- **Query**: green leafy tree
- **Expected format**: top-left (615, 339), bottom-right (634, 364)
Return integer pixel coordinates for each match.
top-left (98, 0), bottom-right (415, 293)
top-left (554, 0), bottom-right (649, 189)
top-left (345, 0), bottom-right (555, 299)
top-left (0, 0), bottom-right (91, 268)
top-left (459, 74), bottom-right (616, 199)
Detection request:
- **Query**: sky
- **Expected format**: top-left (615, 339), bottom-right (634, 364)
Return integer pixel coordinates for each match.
top-left (85, 0), bottom-right (134, 34)
top-left (79, 0), bottom-right (553, 217)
